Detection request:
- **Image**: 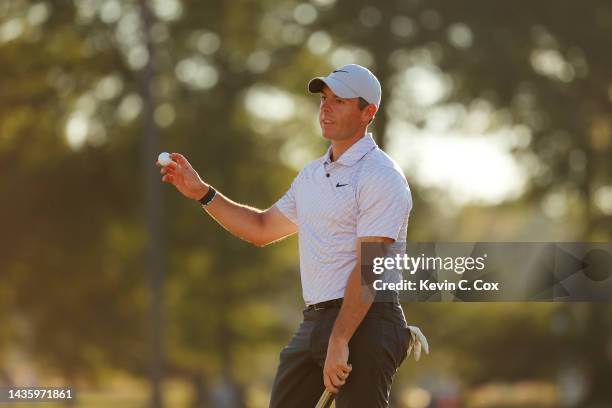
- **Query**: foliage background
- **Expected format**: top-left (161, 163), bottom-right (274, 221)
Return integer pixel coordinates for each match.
top-left (1, 0), bottom-right (611, 407)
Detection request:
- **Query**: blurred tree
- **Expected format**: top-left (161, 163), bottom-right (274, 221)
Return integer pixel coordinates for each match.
top-left (314, 0), bottom-right (612, 405)
top-left (0, 0), bottom-right (325, 405)
top-left (0, 0), bottom-right (148, 385)
top-left (2, 0), bottom-right (612, 407)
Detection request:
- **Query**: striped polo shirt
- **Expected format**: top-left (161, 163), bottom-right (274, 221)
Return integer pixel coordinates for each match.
top-left (275, 133), bottom-right (412, 305)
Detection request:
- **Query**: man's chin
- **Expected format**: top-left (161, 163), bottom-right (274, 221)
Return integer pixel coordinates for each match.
top-left (321, 127), bottom-right (345, 140)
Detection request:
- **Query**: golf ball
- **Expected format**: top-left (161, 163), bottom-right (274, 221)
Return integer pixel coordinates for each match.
top-left (158, 152), bottom-right (173, 166)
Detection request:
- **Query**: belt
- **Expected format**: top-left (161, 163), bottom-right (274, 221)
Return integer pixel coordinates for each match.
top-left (305, 291), bottom-right (401, 312)
top-left (305, 298), bottom-right (343, 312)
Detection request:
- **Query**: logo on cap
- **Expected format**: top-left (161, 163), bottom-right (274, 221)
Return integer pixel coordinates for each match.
top-left (308, 64), bottom-right (382, 108)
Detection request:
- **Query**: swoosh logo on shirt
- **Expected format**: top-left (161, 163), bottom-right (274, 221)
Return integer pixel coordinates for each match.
top-left (336, 183), bottom-right (349, 187)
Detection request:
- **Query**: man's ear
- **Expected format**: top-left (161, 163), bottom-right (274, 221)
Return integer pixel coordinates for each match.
top-left (365, 104), bottom-right (377, 122)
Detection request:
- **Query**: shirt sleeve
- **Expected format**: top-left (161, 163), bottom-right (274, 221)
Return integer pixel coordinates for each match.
top-left (273, 172), bottom-right (300, 225)
top-left (356, 166), bottom-right (412, 240)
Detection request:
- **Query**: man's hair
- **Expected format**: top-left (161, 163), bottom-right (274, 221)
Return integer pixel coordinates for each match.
top-left (358, 97), bottom-right (369, 110)
top-left (358, 97), bottom-right (374, 125)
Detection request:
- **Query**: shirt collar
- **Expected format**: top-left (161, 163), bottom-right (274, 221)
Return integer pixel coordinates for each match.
top-left (321, 133), bottom-right (377, 167)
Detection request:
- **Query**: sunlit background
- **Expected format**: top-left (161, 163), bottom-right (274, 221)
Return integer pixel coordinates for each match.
top-left (1, 0), bottom-right (611, 407)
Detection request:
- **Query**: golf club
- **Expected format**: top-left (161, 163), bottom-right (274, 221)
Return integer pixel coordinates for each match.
top-left (314, 389), bottom-right (334, 408)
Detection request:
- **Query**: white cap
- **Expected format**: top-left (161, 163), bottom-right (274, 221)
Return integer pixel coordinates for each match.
top-left (308, 64), bottom-right (382, 108)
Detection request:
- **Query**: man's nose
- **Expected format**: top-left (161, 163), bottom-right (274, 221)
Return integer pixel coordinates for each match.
top-left (320, 100), bottom-right (332, 113)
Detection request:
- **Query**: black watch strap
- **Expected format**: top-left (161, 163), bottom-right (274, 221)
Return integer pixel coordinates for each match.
top-left (198, 186), bottom-right (217, 206)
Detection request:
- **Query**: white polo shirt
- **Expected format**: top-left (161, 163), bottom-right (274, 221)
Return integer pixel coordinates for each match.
top-left (275, 133), bottom-right (412, 305)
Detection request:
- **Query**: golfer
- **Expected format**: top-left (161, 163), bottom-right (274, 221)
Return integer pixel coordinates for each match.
top-left (158, 64), bottom-right (412, 407)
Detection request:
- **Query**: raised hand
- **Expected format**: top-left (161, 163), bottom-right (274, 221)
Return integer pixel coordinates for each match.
top-left (157, 153), bottom-right (208, 200)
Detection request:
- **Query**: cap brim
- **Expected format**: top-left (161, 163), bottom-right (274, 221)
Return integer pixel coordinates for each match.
top-left (307, 77), bottom-right (360, 99)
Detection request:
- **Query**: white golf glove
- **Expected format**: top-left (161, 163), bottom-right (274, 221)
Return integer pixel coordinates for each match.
top-left (406, 326), bottom-right (429, 361)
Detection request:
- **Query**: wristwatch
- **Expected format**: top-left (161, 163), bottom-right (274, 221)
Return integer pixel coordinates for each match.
top-left (198, 186), bottom-right (217, 206)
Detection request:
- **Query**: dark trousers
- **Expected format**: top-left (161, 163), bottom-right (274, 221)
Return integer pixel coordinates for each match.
top-left (269, 302), bottom-right (409, 408)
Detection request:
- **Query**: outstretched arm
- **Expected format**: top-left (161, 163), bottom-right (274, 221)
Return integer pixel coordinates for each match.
top-left (158, 153), bottom-right (297, 247)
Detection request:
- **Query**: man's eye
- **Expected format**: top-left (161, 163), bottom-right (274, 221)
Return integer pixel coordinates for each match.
top-left (336, 98), bottom-right (343, 103)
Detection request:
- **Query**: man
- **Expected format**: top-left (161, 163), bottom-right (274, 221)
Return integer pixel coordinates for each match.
top-left (158, 64), bottom-right (413, 407)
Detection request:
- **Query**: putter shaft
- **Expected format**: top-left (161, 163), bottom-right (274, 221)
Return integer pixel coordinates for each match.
top-left (315, 389), bottom-right (334, 408)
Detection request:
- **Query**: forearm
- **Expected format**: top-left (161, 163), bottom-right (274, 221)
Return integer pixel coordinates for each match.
top-left (330, 262), bottom-right (374, 344)
top-left (202, 188), bottom-right (268, 246)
